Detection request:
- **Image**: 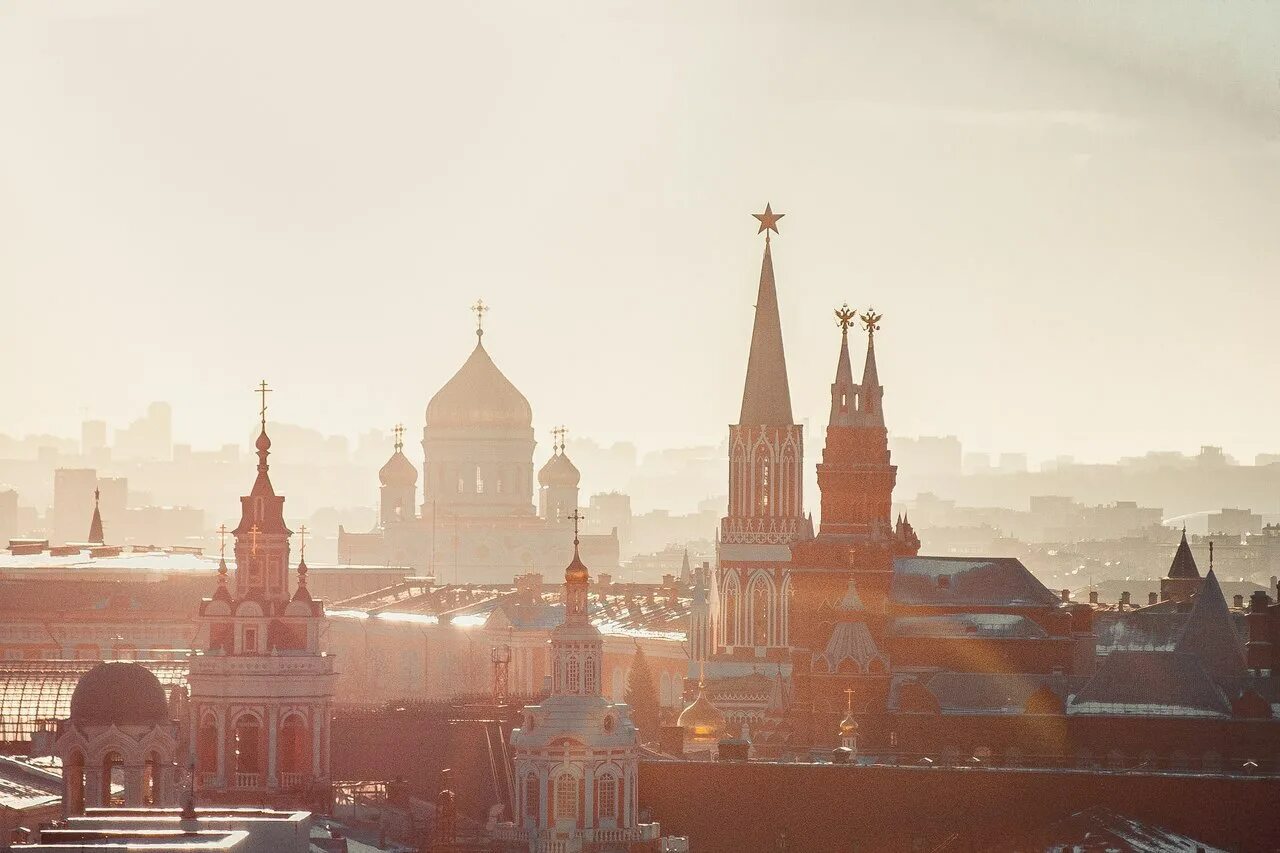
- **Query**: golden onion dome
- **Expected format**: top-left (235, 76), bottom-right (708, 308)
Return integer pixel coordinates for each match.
top-left (839, 712), bottom-right (859, 737)
top-left (677, 686), bottom-right (726, 739)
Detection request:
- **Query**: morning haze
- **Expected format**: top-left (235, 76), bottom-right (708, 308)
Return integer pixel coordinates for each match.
top-left (2, 2), bottom-right (1279, 463)
top-left (6, 4), bottom-right (1280, 852)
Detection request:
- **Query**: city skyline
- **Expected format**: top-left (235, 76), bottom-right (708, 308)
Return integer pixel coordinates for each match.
top-left (3, 4), bottom-right (1280, 463)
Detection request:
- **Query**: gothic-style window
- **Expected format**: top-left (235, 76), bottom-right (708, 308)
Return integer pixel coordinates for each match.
top-left (759, 454), bottom-right (771, 510)
top-left (750, 577), bottom-right (771, 647)
top-left (475, 466), bottom-right (485, 494)
top-left (583, 657), bottom-right (596, 694)
top-left (782, 577), bottom-right (795, 646)
top-left (723, 577), bottom-right (740, 648)
top-left (567, 655), bottom-right (580, 693)
top-left (554, 774), bottom-right (578, 821)
top-left (524, 774), bottom-right (539, 818)
top-left (597, 775), bottom-right (617, 820)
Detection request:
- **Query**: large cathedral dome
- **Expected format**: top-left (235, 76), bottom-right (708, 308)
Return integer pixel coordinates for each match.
top-left (426, 338), bottom-right (532, 430)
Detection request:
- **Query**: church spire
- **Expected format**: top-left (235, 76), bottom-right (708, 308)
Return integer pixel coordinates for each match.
top-left (87, 487), bottom-right (104, 545)
top-left (739, 204), bottom-right (795, 426)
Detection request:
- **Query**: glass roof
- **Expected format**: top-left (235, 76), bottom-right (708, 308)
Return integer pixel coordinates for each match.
top-left (0, 660), bottom-right (188, 744)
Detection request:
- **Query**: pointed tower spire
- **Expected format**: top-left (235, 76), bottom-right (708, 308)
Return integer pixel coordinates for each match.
top-left (679, 548), bottom-right (692, 586)
top-left (213, 523), bottom-right (231, 601)
top-left (829, 304), bottom-right (857, 427)
top-left (292, 523), bottom-right (313, 602)
top-left (856, 309), bottom-right (884, 425)
top-left (739, 204), bottom-right (794, 426)
top-left (1168, 527), bottom-right (1200, 579)
top-left (87, 487), bottom-right (104, 545)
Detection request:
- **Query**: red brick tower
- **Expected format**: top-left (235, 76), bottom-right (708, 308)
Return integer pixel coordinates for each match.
top-left (717, 205), bottom-right (807, 659)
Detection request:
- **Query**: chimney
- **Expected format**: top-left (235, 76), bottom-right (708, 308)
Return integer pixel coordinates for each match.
top-left (1120, 591), bottom-right (1131, 608)
top-left (1088, 590), bottom-right (1099, 605)
top-left (662, 573), bottom-right (675, 587)
top-left (598, 572), bottom-right (612, 587)
top-left (1234, 594), bottom-right (1245, 609)
top-left (1060, 589), bottom-right (1070, 603)
top-left (1149, 592), bottom-right (1159, 605)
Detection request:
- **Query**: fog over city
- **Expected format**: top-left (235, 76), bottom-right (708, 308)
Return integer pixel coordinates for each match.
top-left (4, 5), bottom-right (1280, 852)
top-left (3, 3), bottom-right (1280, 462)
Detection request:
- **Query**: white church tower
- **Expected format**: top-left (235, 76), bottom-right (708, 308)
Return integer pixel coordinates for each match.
top-left (498, 515), bottom-right (660, 852)
top-left (188, 384), bottom-right (336, 807)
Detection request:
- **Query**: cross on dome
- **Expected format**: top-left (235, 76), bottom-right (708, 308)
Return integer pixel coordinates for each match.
top-left (393, 423), bottom-right (405, 453)
top-left (471, 298), bottom-right (489, 338)
top-left (255, 380), bottom-right (272, 428)
top-left (568, 509), bottom-right (585, 546)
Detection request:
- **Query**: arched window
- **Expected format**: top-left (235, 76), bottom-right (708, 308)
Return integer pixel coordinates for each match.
top-left (524, 774), bottom-right (540, 819)
top-left (197, 717), bottom-right (218, 774)
top-left (596, 774), bottom-right (617, 821)
top-left (144, 751), bottom-right (161, 805)
top-left (280, 715), bottom-right (309, 777)
top-left (567, 656), bottom-right (580, 693)
top-left (554, 774), bottom-right (578, 822)
top-left (750, 577), bottom-right (771, 647)
top-left (66, 750), bottom-right (85, 815)
top-left (102, 752), bottom-right (124, 806)
top-left (782, 576), bottom-right (794, 646)
top-left (723, 575), bottom-right (740, 648)
top-left (234, 716), bottom-right (261, 778)
top-left (474, 466), bottom-right (485, 495)
top-left (583, 657), bottom-right (596, 695)
top-left (759, 455), bottom-right (771, 511)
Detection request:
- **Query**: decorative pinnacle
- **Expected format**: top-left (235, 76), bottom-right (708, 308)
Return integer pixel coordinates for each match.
top-left (255, 380), bottom-right (272, 429)
top-left (860, 308), bottom-right (883, 336)
top-left (393, 423), bottom-right (405, 453)
top-left (835, 303), bottom-right (856, 333)
top-left (568, 509), bottom-right (585, 547)
top-left (470, 298), bottom-right (489, 338)
top-left (752, 203), bottom-right (784, 243)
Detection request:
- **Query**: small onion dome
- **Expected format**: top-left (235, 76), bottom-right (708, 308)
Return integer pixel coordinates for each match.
top-left (839, 712), bottom-right (859, 737)
top-left (677, 686), bottom-right (726, 740)
top-left (538, 452), bottom-right (580, 488)
top-left (426, 341), bottom-right (532, 429)
top-left (379, 449), bottom-right (418, 487)
top-left (565, 546), bottom-right (589, 584)
top-left (70, 662), bottom-right (169, 727)
top-left (255, 428), bottom-right (271, 454)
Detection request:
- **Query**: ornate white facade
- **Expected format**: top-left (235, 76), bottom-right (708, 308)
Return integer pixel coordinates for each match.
top-left (497, 538), bottom-right (659, 852)
top-left (188, 410), bottom-right (335, 805)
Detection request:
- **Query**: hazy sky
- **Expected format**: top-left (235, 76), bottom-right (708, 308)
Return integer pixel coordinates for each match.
top-left (3, 2), bottom-right (1279, 463)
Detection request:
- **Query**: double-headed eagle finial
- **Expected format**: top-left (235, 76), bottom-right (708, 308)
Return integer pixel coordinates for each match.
top-left (834, 303), bottom-right (857, 333)
top-left (860, 308), bottom-right (883, 335)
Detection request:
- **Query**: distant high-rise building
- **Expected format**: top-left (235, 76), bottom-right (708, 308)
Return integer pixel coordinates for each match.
top-left (1208, 507), bottom-right (1262, 538)
top-left (114, 402), bottom-right (172, 461)
top-left (52, 468), bottom-right (97, 545)
top-left (589, 492), bottom-right (632, 544)
top-left (0, 488), bottom-right (17, 545)
top-left (80, 420), bottom-right (107, 456)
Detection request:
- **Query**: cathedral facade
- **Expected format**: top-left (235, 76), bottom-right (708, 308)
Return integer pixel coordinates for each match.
top-left (338, 315), bottom-right (619, 584)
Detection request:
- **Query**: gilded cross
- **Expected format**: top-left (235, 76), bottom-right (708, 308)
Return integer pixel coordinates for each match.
top-left (393, 423), bottom-right (405, 453)
top-left (551, 425), bottom-right (567, 454)
top-left (471, 299), bottom-right (489, 336)
top-left (567, 510), bottom-right (585, 544)
top-left (844, 687), bottom-right (854, 715)
top-left (216, 524), bottom-right (228, 560)
top-left (255, 380), bottom-right (272, 427)
top-left (298, 523), bottom-right (308, 562)
top-left (835, 303), bottom-right (856, 333)
top-left (248, 524), bottom-right (260, 556)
